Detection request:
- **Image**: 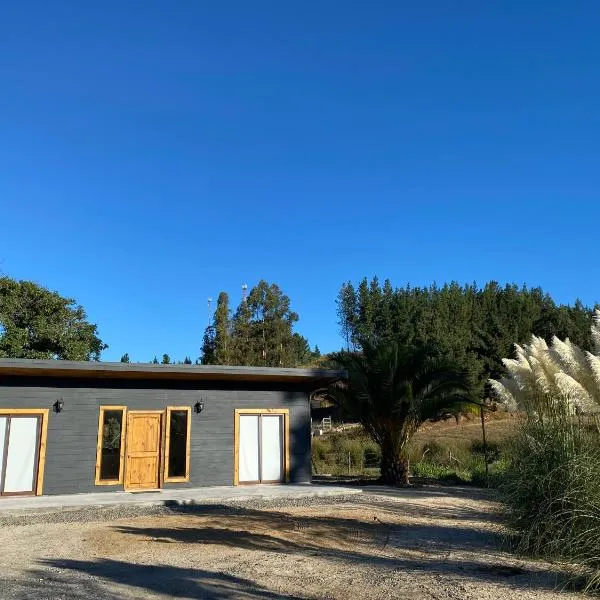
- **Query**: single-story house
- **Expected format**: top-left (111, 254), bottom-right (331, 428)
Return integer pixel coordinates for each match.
top-left (0, 359), bottom-right (343, 497)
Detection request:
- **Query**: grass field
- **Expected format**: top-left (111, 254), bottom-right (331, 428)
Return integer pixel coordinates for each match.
top-left (312, 411), bottom-right (520, 484)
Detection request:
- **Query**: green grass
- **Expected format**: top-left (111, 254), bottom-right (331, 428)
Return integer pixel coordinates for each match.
top-left (312, 413), bottom-right (514, 485)
top-left (312, 429), bottom-right (381, 476)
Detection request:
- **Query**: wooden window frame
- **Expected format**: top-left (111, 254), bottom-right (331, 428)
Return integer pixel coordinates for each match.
top-left (233, 408), bottom-right (290, 486)
top-left (94, 406), bottom-right (127, 486)
top-left (0, 409), bottom-right (49, 496)
top-left (163, 406), bottom-right (191, 483)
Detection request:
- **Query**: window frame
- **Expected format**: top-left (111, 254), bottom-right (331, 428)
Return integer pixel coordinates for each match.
top-left (163, 406), bottom-right (191, 483)
top-left (0, 409), bottom-right (49, 496)
top-left (94, 406), bottom-right (127, 486)
top-left (233, 408), bottom-right (290, 486)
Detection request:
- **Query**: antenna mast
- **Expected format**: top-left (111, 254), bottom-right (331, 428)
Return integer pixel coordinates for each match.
top-left (207, 297), bottom-right (212, 325)
top-left (241, 283), bottom-right (248, 303)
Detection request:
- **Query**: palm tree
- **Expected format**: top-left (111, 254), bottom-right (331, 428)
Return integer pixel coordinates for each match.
top-left (330, 342), bottom-right (474, 485)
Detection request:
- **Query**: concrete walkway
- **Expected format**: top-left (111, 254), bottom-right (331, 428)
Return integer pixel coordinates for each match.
top-left (0, 484), bottom-right (361, 513)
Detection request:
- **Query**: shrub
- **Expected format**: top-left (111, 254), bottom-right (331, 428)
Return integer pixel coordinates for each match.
top-left (470, 439), bottom-right (501, 463)
top-left (311, 436), bottom-right (331, 462)
top-left (363, 444), bottom-right (381, 469)
top-left (500, 419), bottom-right (600, 590)
top-left (411, 462), bottom-right (470, 484)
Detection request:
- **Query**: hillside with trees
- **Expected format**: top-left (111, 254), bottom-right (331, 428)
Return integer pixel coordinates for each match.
top-left (337, 278), bottom-right (596, 389)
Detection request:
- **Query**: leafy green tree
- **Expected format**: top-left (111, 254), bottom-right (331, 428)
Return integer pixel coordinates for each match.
top-left (245, 280), bottom-right (299, 367)
top-left (120, 353), bottom-right (130, 363)
top-left (205, 281), bottom-right (314, 367)
top-left (330, 342), bottom-right (474, 484)
top-left (227, 281), bottom-right (300, 367)
top-left (161, 354), bottom-right (171, 364)
top-left (0, 277), bottom-right (106, 360)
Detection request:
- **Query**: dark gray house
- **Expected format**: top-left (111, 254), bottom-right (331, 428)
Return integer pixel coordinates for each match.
top-left (0, 360), bottom-right (342, 497)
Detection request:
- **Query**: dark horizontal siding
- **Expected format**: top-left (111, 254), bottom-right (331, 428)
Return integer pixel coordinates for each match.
top-left (0, 377), bottom-right (312, 496)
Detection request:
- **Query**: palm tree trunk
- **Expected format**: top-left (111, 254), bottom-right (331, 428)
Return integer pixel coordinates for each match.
top-left (380, 453), bottom-right (410, 485)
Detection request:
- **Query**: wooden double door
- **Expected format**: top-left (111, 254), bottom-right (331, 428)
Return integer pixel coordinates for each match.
top-left (124, 411), bottom-right (162, 491)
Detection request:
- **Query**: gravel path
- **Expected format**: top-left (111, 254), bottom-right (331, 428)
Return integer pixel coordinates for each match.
top-left (0, 486), bottom-right (582, 599)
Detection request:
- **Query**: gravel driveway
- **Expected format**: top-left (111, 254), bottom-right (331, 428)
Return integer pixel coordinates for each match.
top-left (0, 486), bottom-right (582, 599)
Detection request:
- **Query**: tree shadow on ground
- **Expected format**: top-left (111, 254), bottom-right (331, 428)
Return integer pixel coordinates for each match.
top-left (117, 504), bottom-right (501, 553)
top-left (30, 559), bottom-right (306, 600)
top-left (350, 497), bottom-right (505, 524)
top-left (106, 504), bottom-right (571, 593)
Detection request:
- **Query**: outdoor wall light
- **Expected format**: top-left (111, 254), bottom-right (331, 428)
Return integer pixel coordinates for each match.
top-left (194, 400), bottom-right (204, 414)
top-left (53, 399), bottom-right (64, 413)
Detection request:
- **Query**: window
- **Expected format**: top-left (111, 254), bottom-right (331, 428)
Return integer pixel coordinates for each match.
top-left (234, 409), bottom-right (289, 485)
top-left (0, 410), bottom-right (49, 496)
top-left (164, 406), bottom-right (191, 482)
top-left (95, 406), bottom-right (126, 485)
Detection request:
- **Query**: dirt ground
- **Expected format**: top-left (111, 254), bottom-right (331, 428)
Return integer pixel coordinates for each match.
top-left (0, 486), bottom-right (582, 600)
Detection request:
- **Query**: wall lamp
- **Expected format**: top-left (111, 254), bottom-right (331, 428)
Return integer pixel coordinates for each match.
top-left (194, 400), bottom-right (205, 414)
top-left (53, 399), bottom-right (64, 413)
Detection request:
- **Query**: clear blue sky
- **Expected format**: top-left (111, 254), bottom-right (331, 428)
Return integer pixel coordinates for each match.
top-left (2, 2), bottom-right (599, 361)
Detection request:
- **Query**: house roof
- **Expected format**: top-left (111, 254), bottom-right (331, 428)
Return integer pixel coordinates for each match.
top-left (0, 359), bottom-right (345, 385)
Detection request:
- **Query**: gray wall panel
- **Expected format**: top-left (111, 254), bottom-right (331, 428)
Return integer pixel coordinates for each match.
top-left (0, 378), bottom-right (312, 495)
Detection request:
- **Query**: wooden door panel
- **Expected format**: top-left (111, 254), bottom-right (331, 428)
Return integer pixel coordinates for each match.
top-left (125, 413), bottom-right (161, 490)
top-left (127, 457), bottom-right (159, 487)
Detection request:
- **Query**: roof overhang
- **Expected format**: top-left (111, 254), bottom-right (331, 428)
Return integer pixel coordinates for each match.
top-left (0, 359), bottom-right (345, 386)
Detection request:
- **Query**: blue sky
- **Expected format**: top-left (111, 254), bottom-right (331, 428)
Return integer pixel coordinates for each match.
top-left (1, 2), bottom-right (599, 361)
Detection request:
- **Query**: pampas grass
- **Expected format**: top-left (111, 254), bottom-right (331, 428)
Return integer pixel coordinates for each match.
top-left (492, 310), bottom-right (600, 590)
top-left (490, 310), bottom-right (600, 418)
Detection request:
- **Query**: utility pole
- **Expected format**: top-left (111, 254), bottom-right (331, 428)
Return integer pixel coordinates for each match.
top-left (480, 402), bottom-right (489, 487)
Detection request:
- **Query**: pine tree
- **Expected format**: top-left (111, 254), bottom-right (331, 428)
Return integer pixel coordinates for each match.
top-left (120, 353), bottom-right (130, 363)
top-left (183, 356), bottom-right (192, 365)
top-left (230, 296), bottom-right (253, 365)
top-left (337, 282), bottom-right (358, 350)
top-left (214, 292), bottom-right (231, 365)
top-left (161, 354), bottom-right (171, 364)
top-left (337, 278), bottom-right (595, 395)
top-left (200, 326), bottom-right (216, 365)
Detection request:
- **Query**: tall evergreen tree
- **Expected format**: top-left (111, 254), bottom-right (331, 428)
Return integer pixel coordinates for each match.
top-left (200, 326), bottom-right (217, 365)
top-left (214, 292), bottom-right (231, 365)
top-left (337, 278), bottom-right (596, 392)
top-left (245, 280), bottom-right (299, 367)
top-left (120, 353), bottom-right (130, 363)
top-left (230, 295), bottom-right (253, 365)
top-left (207, 280), bottom-right (309, 367)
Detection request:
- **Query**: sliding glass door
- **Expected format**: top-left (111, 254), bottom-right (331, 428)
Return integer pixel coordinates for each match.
top-left (0, 415), bottom-right (42, 496)
top-left (238, 413), bottom-right (284, 484)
